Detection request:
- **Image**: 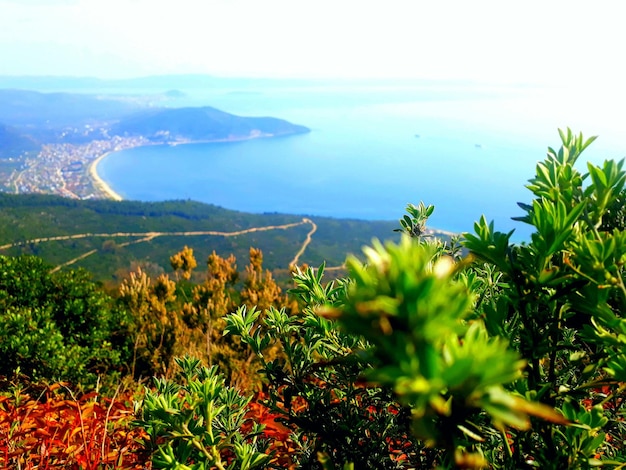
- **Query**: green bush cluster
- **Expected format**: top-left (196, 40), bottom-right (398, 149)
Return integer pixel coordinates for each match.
top-left (137, 356), bottom-right (270, 470)
top-left (0, 255), bottom-right (130, 388)
top-left (225, 268), bottom-right (422, 468)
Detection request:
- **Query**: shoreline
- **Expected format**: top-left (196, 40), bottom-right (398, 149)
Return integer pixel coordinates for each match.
top-left (89, 151), bottom-right (124, 201)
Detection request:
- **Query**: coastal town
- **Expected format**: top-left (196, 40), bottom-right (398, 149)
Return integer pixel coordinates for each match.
top-left (2, 136), bottom-right (150, 200)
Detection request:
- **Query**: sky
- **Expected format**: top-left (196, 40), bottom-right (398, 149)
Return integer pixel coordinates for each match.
top-left (1, 0), bottom-right (625, 86)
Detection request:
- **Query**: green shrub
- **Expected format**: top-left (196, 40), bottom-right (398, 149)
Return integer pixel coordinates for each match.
top-left (459, 129), bottom-right (626, 467)
top-left (136, 356), bottom-right (270, 470)
top-left (223, 129), bottom-right (626, 468)
top-left (0, 255), bottom-right (130, 388)
top-left (225, 264), bottom-right (424, 468)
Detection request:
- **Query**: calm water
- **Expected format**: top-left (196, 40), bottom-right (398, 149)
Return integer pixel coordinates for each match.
top-left (99, 84), bottom-right (626, 239)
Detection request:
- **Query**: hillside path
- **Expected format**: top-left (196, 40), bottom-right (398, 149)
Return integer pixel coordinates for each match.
top-left (1, 218), bottom-right (332, 272)
top-left (289, 218), bottom-right (316, 268)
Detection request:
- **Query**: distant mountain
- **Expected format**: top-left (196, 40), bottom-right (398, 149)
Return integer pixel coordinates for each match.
top-left (0, 88), bottom-right (309, 156)
top-left (0, 74), bottom-right (331, 91)
top-left (0, 74), bottom-right (477, 93)
top-left (0, 89), bottom-right (144, 127)
top-left (110, 106), bottom-right (310, 141)
top-left (163, 89), bottom-right (186, 98)
top-left (0, 123), bottom-right (40, 158)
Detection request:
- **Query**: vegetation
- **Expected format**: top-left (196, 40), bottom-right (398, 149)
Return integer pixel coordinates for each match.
top-left (118, 245), bottom-right (288, 383)
top-left (0, 381), bottom-right (148, 469)
top-left (2, 129), bottom-right (626, 468)
top-left (225, 266), bottom-right (422, 468)
top-left (137, 356), bottom-right (271, 470)
top-left (0, 255), bottom-right (130, 388)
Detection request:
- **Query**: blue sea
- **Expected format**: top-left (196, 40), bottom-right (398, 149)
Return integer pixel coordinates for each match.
top-left (98, 82), bottom-right (626, 240)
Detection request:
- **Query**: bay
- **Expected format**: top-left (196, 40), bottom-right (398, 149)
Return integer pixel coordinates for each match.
top-left (98, 83), bottom-right (626, 240)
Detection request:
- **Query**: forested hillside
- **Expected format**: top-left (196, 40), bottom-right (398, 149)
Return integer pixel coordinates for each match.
top-left (0, 193), bottom-right (399, 282)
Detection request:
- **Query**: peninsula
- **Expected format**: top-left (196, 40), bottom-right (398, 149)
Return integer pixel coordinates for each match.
top-left (111, 106), bottom-right (310, 142)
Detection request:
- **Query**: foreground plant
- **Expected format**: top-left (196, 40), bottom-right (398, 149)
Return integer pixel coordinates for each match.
top-left (136, 356), bottom-right (270, 470)
top-left (226, 129), bottom-right (626, 468)
top-left (334, 235), bottom-right (572, 468)
top-left (225, 264), bottom-right (423, 468)
top-left (0, 379), bottom-right (147, 469)
top-left (461, 129), bottom-right (626, 467)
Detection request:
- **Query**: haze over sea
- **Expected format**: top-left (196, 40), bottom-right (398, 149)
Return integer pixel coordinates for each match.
top-left (98, 82), bottom-right (626, 240)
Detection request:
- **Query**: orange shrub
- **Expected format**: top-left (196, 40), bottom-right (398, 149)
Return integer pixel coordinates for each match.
top-left (0, 383), bottom-right (149, 469)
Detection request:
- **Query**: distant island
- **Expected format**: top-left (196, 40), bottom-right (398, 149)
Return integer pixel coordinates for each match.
top-left (0, 88), bottom-right (310, 199)
top-left (163, 89), bottom-right (186, 98)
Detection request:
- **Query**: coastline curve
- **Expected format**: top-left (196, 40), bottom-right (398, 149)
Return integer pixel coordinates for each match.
top-left (89, 152), bottom-right (124, 201)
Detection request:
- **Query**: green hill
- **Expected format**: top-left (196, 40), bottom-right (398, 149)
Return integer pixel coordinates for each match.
top-left (0, 193), bottom-right (398, 283)
top-left (0, 89), bottom-right (142, 127)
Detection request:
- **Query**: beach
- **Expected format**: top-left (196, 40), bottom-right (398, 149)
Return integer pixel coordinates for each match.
top-left (89, 152), bottom-right (124, 201)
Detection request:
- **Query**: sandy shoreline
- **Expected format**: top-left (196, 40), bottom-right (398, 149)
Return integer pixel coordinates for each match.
top-left (89, 152), bottom-right (124, 201)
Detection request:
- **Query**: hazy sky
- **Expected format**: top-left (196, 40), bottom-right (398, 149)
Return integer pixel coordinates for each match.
top-left (1, 0), bottom-right (625, 84)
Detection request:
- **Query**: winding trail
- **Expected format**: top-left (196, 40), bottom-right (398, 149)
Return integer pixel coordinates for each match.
top-left (48, 235), bottom-right (158, 273)
top-left (289, 218), bottom-right (316, 268)
top-left (3, 217), bottom-right (340, 272)
top-left (49, 249), bottom-right (98, 273)
top-left (0, 220), bottom-right (308, 251)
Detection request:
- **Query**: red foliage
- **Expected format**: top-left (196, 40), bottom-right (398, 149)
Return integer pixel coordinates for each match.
top-left (243, 391), bottom-right (299, 469)
top-left (1, 382), bottom-right (421, 469)
top-left (0, 383), bottom-right (149, 470)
